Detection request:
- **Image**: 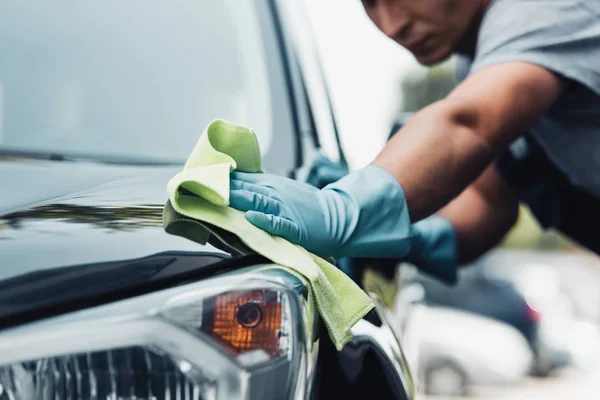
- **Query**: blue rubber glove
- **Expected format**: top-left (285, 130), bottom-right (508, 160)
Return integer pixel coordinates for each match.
top-left (305, 152), bottom-right (349, 189)
top-left (229, 165), bottom-right (415, 258)
top-left (408, 215), bottom-right (459, 284)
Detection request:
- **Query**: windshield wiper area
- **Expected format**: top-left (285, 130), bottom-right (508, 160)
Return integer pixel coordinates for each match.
top-left (0, 148), bottom-right (183, 166)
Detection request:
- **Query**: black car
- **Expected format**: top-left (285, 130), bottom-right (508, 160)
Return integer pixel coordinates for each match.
top-left (0, 1), bottom-right (416, 399)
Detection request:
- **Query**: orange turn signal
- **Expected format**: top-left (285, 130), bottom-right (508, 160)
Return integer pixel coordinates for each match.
top-left (202, 290), bottom-right (283, 358)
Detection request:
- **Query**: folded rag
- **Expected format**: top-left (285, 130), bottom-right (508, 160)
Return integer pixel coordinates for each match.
top-left (166, 119), bottom-right (374, 350)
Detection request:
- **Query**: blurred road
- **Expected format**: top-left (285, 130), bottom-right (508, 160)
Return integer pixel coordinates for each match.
top-left (425, 367), bottom-right (600, 400)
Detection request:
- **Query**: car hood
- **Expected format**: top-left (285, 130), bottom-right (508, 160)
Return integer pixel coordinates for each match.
top-left (0, 159), bottom-right (265, 327)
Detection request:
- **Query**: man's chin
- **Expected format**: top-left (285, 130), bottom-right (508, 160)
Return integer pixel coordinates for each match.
top-left (415, 49), bottom-right (453, 66)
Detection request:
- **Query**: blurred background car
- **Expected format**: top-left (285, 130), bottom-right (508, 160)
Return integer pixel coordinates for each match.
top-left (350, 259), bottom-right (534, 398)
top-left (391, 265), bottom-right (535, 397)
top-left (413, 305), bottom-right (533, 397)
top-left (409, 258), bottom-right (560, 377)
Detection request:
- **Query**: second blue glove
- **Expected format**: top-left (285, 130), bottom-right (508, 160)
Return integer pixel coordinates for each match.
top-left (229, 165), bottom-right (415, 258)
top-left (409, 215), bottom-right (459, 284)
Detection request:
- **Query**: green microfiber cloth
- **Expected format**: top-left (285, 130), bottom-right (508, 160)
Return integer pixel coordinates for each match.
top-left (166, 119), bottom-right (374, 350)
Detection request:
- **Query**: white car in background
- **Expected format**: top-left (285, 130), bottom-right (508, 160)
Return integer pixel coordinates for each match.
top-left (412, 305), bottom-right (533, 397)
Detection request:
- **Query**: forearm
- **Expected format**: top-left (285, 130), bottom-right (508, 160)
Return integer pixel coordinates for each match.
top-left (373, 99), bottom-right (497, 221)
top-left (438, 166), bottom-right (519, 264)
top-left (373, 63), bottom-right (562, 222)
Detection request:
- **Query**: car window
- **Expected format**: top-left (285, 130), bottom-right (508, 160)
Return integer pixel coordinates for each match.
top-left (0, 0), bottom-right (297, 172)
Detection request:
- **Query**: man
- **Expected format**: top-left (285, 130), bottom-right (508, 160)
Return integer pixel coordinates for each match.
top-left (229, 0), bottom-right (600, 283)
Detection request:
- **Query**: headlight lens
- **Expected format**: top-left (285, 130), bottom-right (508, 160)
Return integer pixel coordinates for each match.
top-left (0, 271), bottom-right (311, 400)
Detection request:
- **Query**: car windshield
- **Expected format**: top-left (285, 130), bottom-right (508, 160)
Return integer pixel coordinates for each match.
top-left (0, 1), bottom-right (281, 164)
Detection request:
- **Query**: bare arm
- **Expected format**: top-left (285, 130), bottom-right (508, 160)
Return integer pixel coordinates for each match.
top-left (438, 165), bottom-right (519, 264)
top-left (373, 62), bottom-right (562, 221)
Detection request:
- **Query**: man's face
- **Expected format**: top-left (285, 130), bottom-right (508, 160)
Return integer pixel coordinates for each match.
top-left (362, 0), bottom-right (479, 65)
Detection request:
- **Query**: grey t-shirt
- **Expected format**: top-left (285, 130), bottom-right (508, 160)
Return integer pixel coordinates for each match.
top-left (457, 0), bottom-right (600, 195)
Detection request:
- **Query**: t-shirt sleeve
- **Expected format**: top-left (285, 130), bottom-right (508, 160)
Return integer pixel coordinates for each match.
top-left (471, 0), bottom-right (600, 97)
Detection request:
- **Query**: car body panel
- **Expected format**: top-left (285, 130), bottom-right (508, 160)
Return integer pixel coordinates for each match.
top-left (0, 162), bottom-right (225, 281)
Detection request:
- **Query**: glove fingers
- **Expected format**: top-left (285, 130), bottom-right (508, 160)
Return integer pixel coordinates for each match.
top-left (230, 189), bottom-right (283, 215)
top-left (230, 178), bottom-right (274, 197)
top-left (245, 211), bottom-right (300, 242)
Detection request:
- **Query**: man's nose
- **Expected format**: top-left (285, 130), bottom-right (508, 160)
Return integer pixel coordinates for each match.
top-left (375, 2), bottom-right (411, 41)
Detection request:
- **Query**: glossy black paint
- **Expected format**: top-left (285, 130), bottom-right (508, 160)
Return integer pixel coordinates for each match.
top-left (0, 161), bottom-right (234, 272)
top-left (0, 160), bottom-right (275, 327)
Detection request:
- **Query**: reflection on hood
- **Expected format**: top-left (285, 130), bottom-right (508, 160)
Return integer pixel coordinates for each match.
top-left (1, 204), bottom-right (164, 233)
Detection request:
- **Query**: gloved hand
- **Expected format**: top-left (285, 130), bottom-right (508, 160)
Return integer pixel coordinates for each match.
top-left (229, 165), bottom-right (415, 258)
top-left (305, 152), bottom-right (349, 189)
top-left (407, 215), bottom-right (458, 284)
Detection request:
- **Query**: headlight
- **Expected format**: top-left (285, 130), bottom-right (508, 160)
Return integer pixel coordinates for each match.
top-left (0, 269), bottom-right (312, 400)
